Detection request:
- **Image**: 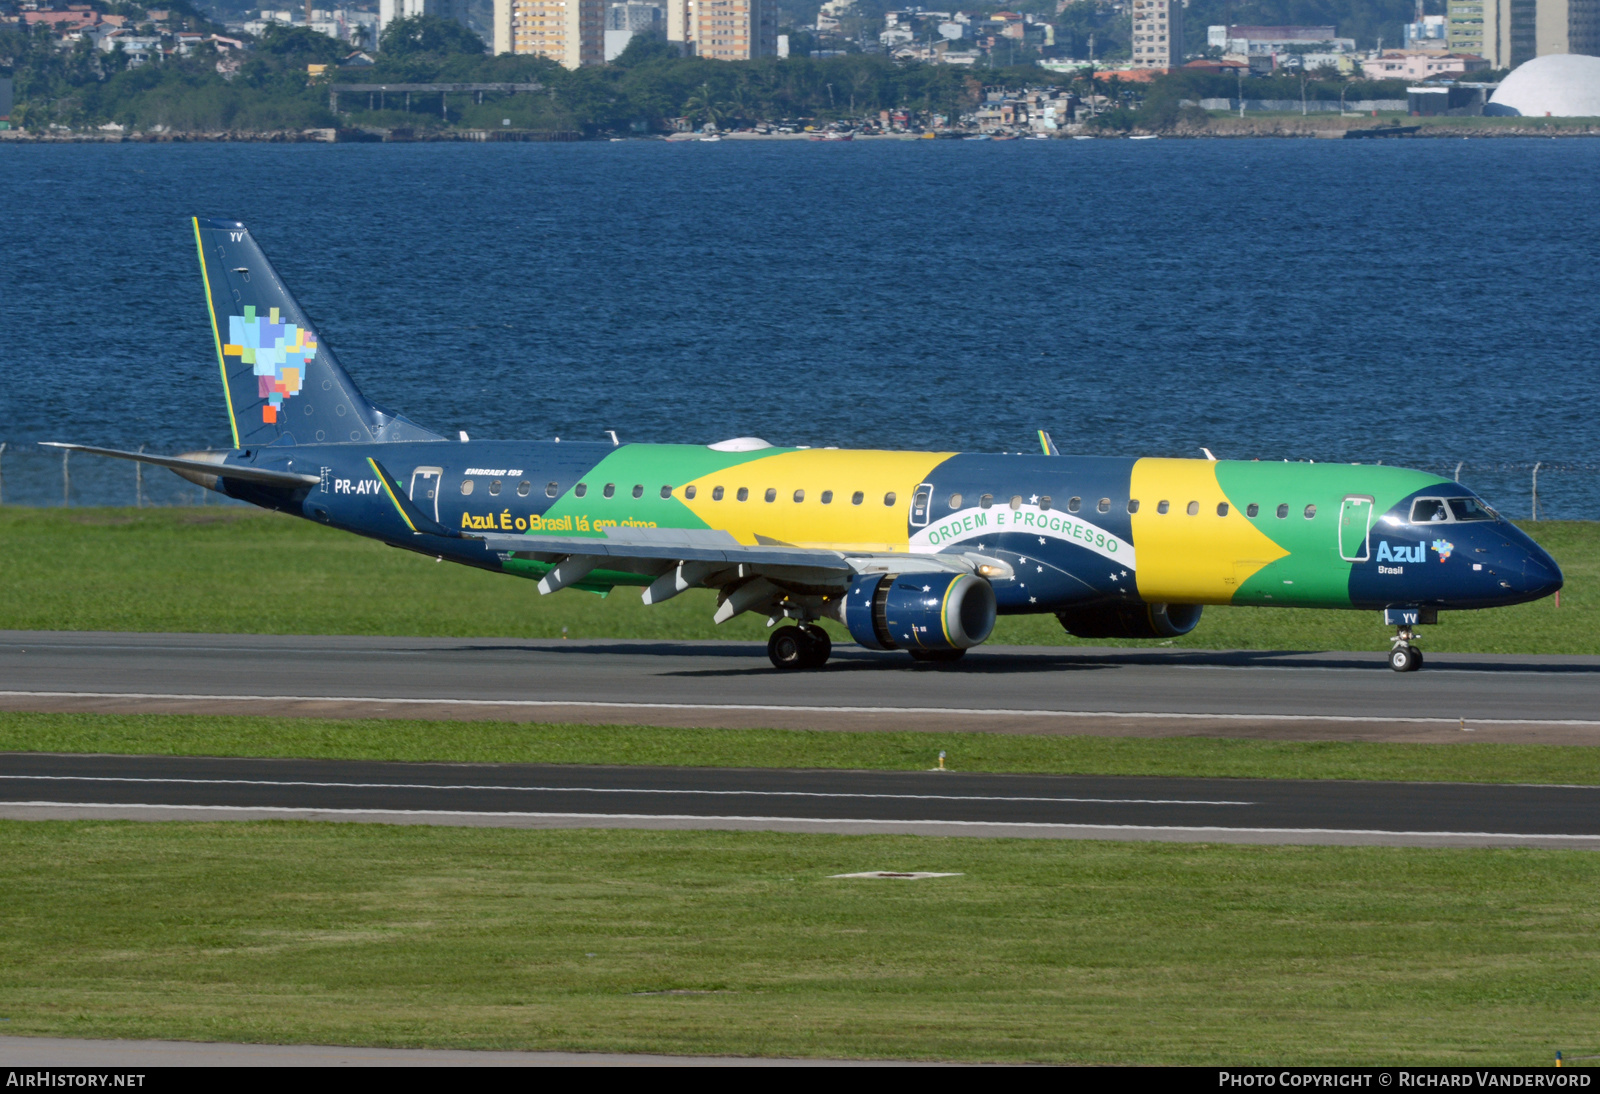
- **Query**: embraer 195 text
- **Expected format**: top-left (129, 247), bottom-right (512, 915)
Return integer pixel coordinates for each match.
top-left (48, 219), bottom-right (1564, 672)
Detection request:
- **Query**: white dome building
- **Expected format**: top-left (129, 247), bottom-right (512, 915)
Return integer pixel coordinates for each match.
top-left (1487, 53), bottom-right (1600, 116)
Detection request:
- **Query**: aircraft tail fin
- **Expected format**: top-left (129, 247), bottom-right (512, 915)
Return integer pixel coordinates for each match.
top-left (191, 217), bottom-right (443, 449)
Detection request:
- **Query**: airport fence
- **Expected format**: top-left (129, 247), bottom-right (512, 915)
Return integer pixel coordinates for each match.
top-left (0, 441), bottom-right (1595, 521)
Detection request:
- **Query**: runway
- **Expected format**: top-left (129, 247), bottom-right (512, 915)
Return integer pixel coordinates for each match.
top-left (3, 752), bottom-right (1598, 848)
top-left (2, 632), bottom-right (1599, 744)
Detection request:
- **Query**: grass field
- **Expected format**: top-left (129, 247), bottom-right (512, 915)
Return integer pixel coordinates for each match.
top-left (0, 508), bottom-right (1591, 653)
top-left (1, 821), bottom-right (1596, 1064)
top-left (5, 711), bottom-right (1600, 785)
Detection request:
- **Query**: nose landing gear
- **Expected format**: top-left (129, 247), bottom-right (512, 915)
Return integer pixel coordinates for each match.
top-left (1389, 631), bottom-right (1424, 673)
top-left (1383, 607), bottom-right (1435, 672)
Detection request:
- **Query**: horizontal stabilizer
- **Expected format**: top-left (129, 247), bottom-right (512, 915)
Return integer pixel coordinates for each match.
top-left (367, 457), bottom-right (465, 538)
top-left (38, 443), bottom-right (320, 487)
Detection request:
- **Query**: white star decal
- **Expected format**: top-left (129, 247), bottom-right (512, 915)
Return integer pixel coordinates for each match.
top-left (1109, 573), bottom-right (1118, 581)
top-left (1036, 565), bottom-right (1043, 573)
top-left (922, 585), bottom-right (931, 592)
top-left (1038, 537), bottom-right (1046, 545)
top-left (1029, 596), bottom-right (1037, 603)
top-left (1120, 570), bottom-right (1128, 577)
top-left (977, 543), bottom-right (985, 550)
top-left (1029, 494), bottom-right (1039, 504)
top-left (1020, 557), bottom-right (1028, 564)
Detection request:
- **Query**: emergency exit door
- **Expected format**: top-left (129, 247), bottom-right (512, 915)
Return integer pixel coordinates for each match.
top-left (1339, 495), bottom-right (1374, 562)
top-left (410, 466), bottom-right (443, 522)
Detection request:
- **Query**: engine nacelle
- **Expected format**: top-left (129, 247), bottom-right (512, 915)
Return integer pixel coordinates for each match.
top-left (1056, 601), bottom-right (1203, 640)
top-left (842, 573), bottom-right (997, 651)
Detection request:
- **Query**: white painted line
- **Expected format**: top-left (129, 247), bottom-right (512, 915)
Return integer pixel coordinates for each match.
top-left (2, 690), bottom-right (1598, 728)
top-left (6, 800), bottom-right (1600, 843)
top-left (0, 775), bottom-right (1252, 806)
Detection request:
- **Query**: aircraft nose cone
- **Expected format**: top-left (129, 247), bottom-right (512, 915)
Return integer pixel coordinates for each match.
top-left (1522, 548), bottom-right (1564, 598)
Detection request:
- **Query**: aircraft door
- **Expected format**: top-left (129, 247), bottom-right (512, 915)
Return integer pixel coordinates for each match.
top-left (910, 483), bottom-right (933, 527)
top-left (1339, 495), bottom-right (1374, 562)
top-left (410, 466), bottom-right (443, 522)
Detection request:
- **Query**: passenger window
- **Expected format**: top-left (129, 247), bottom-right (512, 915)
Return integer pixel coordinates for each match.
top-left (1304, 504), bottom-right (1317, 520)
top-left (1067, 496), bottom-right (1081, 513)
top-left (821, 490), bottom-right (833, 504)
top-left (575, 483), bottom-right (587, 498)
top-left (793, 489), bottom-right (805, 503)
top-left (1126, 499), bottom-right (1139, 514)
top-left (884, 492), bottom-right (897, 506)
top-left (1157, 500), bottom-right (1169, 514)
top-left (948, 493), bottom-right (962, 509)
top-left (603, 483), bottom-right (615, 499)
top-left (851, 491), bottom-right (864, 505)
top-left (1246, 503), bottom-right (1259, 518)
top-left (660, 486), bottom-right (672, 499)
top-left (1009, 495), bottom-right (1022, 510)
top-left (1040, 496), bottom-right (1052, 511)
top-left (460, 479), bottom-right (475, 496)
top-left (764, 488), bottom-right (777, 503)
top-left (489, 479), bottom-right (502, 496)
top-left (737, 487), bottom-right (750, 502)
top-left (1411, 498), bottom-right (1451, 523)
top-left (1097, 498), bottom-right (1110, 513)
top-left (517, 481), bottom-right (531, 497)
top-left (1186, 501), bottom-right (1199, 516)
top-left (711, 486), bottom-right (724, 501)
top-left (632, 484), bottom-right (644, 499)
top-left (1276, 503), bottom-right (1289, 519)
top-left (1217, 502), bottom-right (1229, 517)
top-left (685, 485), bottom-right (697, 500)
top-left (545, 482), bottom-right (558, 498)
top-left (980, 494), bottom-right (994, 509)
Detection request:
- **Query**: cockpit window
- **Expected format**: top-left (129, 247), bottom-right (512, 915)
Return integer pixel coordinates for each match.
top-left (1410, 498), bottom-right (1451, 523)
top-left (1448, 497), bottom-right (1495, 522)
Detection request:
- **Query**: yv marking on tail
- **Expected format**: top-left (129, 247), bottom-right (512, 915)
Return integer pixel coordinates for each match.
top-left (191, 217), bottom-right (442, 450)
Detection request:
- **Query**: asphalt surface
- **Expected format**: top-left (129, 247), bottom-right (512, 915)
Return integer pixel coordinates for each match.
top-left (3, 752), bottom-right (1598, 848)
top-left (2, 632), bottom-right (1598, 743)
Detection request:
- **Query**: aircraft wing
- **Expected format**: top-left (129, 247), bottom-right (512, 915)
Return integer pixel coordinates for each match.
top-left (469, 526), bottom-right (985, 621)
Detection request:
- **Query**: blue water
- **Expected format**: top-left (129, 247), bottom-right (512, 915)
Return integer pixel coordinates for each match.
top-left (2, 138), bottom-right (1598, 515)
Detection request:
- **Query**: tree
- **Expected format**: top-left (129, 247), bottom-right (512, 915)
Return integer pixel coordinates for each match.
top-left (613, 31), bottom-right (682, 67)
top-left (258, 24), bottom-right (346, 64)
top-left (378, 15), bottom-right (486, 57)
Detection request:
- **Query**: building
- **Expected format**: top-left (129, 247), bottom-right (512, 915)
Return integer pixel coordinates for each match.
top-left (604, 1), bottom-right (661, 59)
top-left (1360, 50), bottom-right (1492, 79)
top-left (1405, 13), bottom-right (1449, 50)
top-left (1535, 0), bottom-right (1600, 56)
top-left (1448, 0), bottom-right (1535, 66)
top-left (493, 0), bottom-right (606, 66)
top-left (661, 0), bottom-right (775, 59)
top-left (1487, 50), bottom-right (1600, 110)
top-left (1131, 0), bottom-right (1182, 68)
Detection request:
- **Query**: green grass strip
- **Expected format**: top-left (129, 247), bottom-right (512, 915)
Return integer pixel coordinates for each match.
top-left (0, 508), bottom-right (1592, 652)
top-left (4, 711), bottom-right (1598, 784)
top-left (0, 821), bottom-right (1596, 1063)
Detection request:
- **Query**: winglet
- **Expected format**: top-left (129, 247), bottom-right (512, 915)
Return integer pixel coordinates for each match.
top-left (367, 457), bottom-right (463, 538)
top-left (1038, 430), bottom-right (1060, 456)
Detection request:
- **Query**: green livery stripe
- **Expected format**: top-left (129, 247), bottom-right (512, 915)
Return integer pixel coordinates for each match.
top-left (192, 218), bottom-right (239, 449)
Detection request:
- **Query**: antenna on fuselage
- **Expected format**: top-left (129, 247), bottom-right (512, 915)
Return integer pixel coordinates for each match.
top-left (606, 430), bottom-right (620, 446)
top-left (1200, 447), bottom-right (1217, 461)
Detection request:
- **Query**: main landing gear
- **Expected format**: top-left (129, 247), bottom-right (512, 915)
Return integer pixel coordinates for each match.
top-left (768, 623), bottom-right (832, 670)
top-left (1389, 625), bottom-right (1426, 672)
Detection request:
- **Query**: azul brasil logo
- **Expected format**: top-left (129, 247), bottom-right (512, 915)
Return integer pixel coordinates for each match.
top-left (1375, 540), bottom-right (1454, 566)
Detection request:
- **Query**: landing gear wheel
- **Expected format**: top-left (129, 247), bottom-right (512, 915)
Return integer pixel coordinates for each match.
top-left (1389, 646), bottom-right (1421, 673)
top-left (799, 624), bottom-right (832, 668)
top-left (768, 625), bottom-right (809, 670)
top-left (908, 648), bottom-right (966, 664)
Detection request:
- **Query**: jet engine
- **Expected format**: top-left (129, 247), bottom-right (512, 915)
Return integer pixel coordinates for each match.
top-left (841, 573), bottom-right (997, 651)
top-left (1056, 601), bottom-right (1203, 640)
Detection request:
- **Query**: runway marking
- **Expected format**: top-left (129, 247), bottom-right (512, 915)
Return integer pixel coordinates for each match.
top-left (6, 800), bottom-right (1600, 843)
top-left (3, 690), bottom-right (1599, 728)
top-left (0, 775), bottom-right (1252, 807)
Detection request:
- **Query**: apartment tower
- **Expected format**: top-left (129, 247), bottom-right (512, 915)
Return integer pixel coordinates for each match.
top-left (493, 0), bottom-right (606, 67)
top-left (1448, 0), bottom-right (1536, 66)
top-left (666, 0), bottom-right (777, 59)
top-left (1131, 0), bottom-right (1183, 68)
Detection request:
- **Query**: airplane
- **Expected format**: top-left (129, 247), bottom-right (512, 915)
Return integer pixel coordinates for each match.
top-left (45, 218), bottom-right (1564, 673)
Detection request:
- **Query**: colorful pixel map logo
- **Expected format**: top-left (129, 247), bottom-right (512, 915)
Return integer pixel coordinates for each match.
top-left (222, 305), bottom-right (318, 424)
top-left (1431, 539), bottom-right (1454, 562)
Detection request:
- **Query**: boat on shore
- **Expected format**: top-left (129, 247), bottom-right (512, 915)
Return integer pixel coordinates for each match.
top-left (809, 131), bottom-right (854, 141)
